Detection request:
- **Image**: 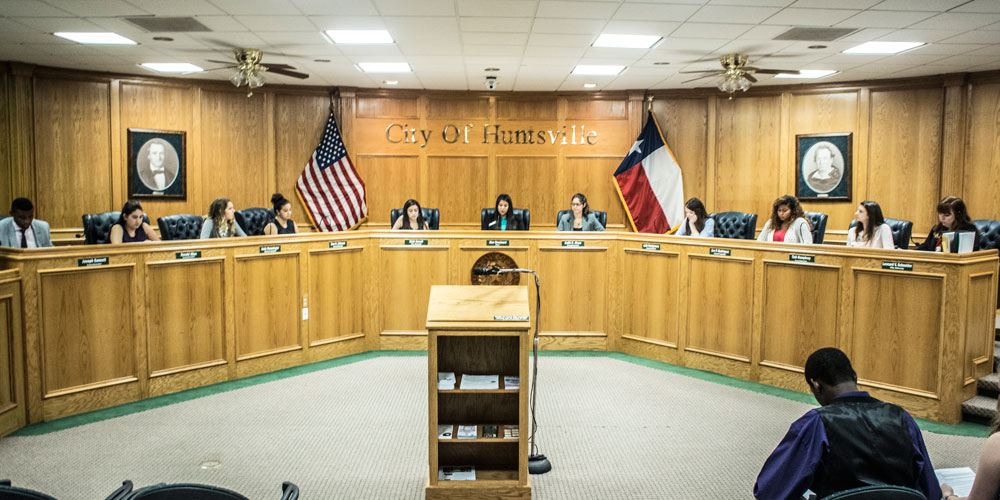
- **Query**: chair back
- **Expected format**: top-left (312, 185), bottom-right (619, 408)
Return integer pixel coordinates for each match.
top-left (234, 208), bottom-right (275, 236)
top-left (481, 208), bottom-right (530, 230)
top-left (156, 214), bottom-right (204, 241)
top-left (820, 484), bottom-right (926, 500)
top-left (123, 483), bottom-right (248, 500)
top-left (805, 211), bottom-right (828, 244)
top-left (850, 218), bottom-right (913, 249)
top-left (279, 482), bottom-right (299, 500)
top-left (555, 210), bottom-right (607, 228)
top-left (974, 219), bottom-right (1000, 308)
top-left (710, 211), bottom-right (758, 239)
top-left (389, 207), bottom-right (440, 230)
top-left (83, 211), bottom-right (150, 244)
top-left (0, 480), bottom-right (58, 500)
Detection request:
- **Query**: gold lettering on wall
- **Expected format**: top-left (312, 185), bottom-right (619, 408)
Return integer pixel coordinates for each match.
top-left (385, 122), bottom-right (599, 147)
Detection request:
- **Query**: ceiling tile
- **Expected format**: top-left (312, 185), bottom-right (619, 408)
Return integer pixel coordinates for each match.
top-left (601, 20), bottom-right (680, 36)
top-left (14, 17), bottom-right (106, 32)
top-left (290, 0), bottom-right (378, 15)
top-left (789, 0), bottom-right (879, 7)
top-left (689, 5), bottom-right (780, 24)
top-left (255, 31), bottom-right (330, 46)
top-left (188, 32), bottom-right (267, 48)
top-left (205, 0), bottom-right (301, 16)
top-left (651, 37), bottom-right (728, 52)
top-left (463, 44), bottom-right (526, 56)
top-left (460, 17), bottom-right (533, 32)
top-left (0, 18), bottom-right (36, 33)
top-left (870, 0), bottom-right (968, 11)
top-left (4, 1), bottom-right (74, 16)
top-left (308, 16), bottom-right (386, 31)
top-left (938, 30), bottom-right (1000, 44)
top-left (57, 0), bottom-right (151, 16)
top-left (531, 18), bottom-right (607, 35)
top-left (526, 33), bottom-right (594, 47)
top-left (967, 45), bottom-right (1000, 56)
top-left (952, 0), bottom-right (1000, 14)
top-left (272, 44), bottom-right (346, 56)
top-left (193, 16), bottom-right (251, 31)
top-left (908, 13), bottom-right (1000, 31)
top-left (374, 0), bottom-right (455, 16)
top-left (537, 1), bottom-right (619, 19)
top-left (838, 28), bottom-right (895, 42)
top-left (670, 23), bottom-right (753, 39)
top-left (457, 0), bottom-right (538, 17)
top-left (763, 8), bottom-right (859, 26)
top-left (929, 53), bottom-right (1000, 66)
top-left (613, 3), bottom-right (701, 22)
top-left (876, 29), bottom-right (965, 43)
top-left (837, 10), bottom-right (936, 29)
top-left (706, 0), bottom-right (792, 6)
top-left (383, 16), bottom-right (459, 34)
top-left (235, 16), bottom-right (316, 31)
top-left (909, 43), bottom-right (985, 55)
top-left (738, 25), bottom-right (795, 40)
top-left (522, 45), bottom-right (587, 57)
top-left (582, 47), bottom-right (645, 61)
top-left (462, 32), bottom-right (529, 45)
top-left (336, 44), bottom-right (404, 57)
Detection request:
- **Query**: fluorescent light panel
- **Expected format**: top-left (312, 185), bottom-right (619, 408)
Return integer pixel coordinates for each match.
top-left (843, 41), bottom-right (924, 54)
top-left (54, 32), bottom-right (136, 45)
top-left (358, 62), bottom-right (411, 73)
top-left (583, 83), bottom-right (597, 88)
top-left (572, 65), bottom-right (625, 76)
top-left (774, 70), bottom-right (837, 79)
top-left (593, 34), bottom-right (661, 49)
top-left (326, 30), bottom-right (393, 44)
top-left (141, 63), bottom-right (204, 73)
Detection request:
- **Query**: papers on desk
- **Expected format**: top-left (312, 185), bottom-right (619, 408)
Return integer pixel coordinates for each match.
top-left (439, 466), bottom-right (475, 481)
top-left (503, 375), bottom-right (519, 390)
top-left (460, 374), bottom-right (498, 390)
top-left (438, 424), bottom-right (454, 439)
top-left (942, 231), bottom-right (975, 253)
top-left (457, 425), bottom-right (477, 439)
top-left (437, 372), bottom-right (455, 390)
top-left (935, 467), bottom-right (975, 497)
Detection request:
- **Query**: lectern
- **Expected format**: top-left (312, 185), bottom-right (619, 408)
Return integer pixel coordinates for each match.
top-left (426, 285), bottom-right (531, 500)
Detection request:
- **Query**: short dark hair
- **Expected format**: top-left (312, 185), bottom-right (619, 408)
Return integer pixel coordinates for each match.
top-left (11, 198), bottom-right (33, 212)
top-left (804, 347), bottom-right (857, 386)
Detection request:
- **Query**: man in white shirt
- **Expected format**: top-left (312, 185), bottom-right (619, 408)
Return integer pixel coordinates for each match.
top-left (0, 198), bottom-right (53, 248)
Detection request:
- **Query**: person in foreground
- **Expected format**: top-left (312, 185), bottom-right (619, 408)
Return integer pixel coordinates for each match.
top-left (392, 198), bottom-right (429, 230)
top-left (916, 196), bottom-right (981, 252)
top-left (110, 200), bottom-right (160, 244)
top-left (263, 193), bottom-right (297, 235)
top-left (675, 197), bottom-right (714, 238)
top-left (201, 198), bottom-right (247, 239)
top-left (941, 414), bottom-right (1000, 500)
top-left (753, 347), bottom-right (940, 500)
top-left (847, 200), bottom-right (894, 249)
top-left (758, 195), bottom-right (813, 244)
top-left (557, 193), bottom-right (604, 231)
top-left (0, 198), bottom-right (53, 248)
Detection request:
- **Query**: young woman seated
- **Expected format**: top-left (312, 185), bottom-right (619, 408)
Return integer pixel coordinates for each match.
top-left (486, 194), bottom-right (521, 231)
top-left (264, 193), bottom-right (297, 235)
top-left (110, 200), bottom-right (160, 244)
top-left (757, 195), bottom-right (813, 244)
top-left (200, 198), bottom-right (247, 239)
top-left (675, 197), bottom-right (714, 238)
top-left (392, 199), bottom-right (430, 230)
top-left (847, 201), bottom-right (894, 249)
top-left (916, 196), bottom-right (981, 252)
top-left (557, 193), bottom-right (604, 231)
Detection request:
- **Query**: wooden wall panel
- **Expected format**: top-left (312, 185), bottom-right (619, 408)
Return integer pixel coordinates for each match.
top-left (760, 263), bottom-right (839, 368)
top-left (563, 157), bottom-right (626, 226)
top-left (429, 97), bottom-right (488, 119)
top-left (145, 260), bottom-right (225, 375)
top-left (0, 271), bottom-right (25, 438)
top-left (234, 254), bottom-right (301, 359)
top-left (497, 156), bottom-right (558, 227)
top-left (0, 74), bottom-right (10, 208)
top-left (538, 248), bottom-right (606, 333)
top-left (33, 78), bottom-right (112, 227)
top-left (274, 93), bottom-right (329, 229)
top-left (851, 271), bottom-right (941, 394)
top-left (686, 256), bottom-right (753, 360)
top-left (654, 98), bottom-right (709, 207)
top-left (200, 90), bottom-right (269, 213)
top-left (966, 274), bottom-right (994, 381)
top-left (39, 267), bottom-right (135, 395)
top-left (0, 296), bottom-right (12, 410)
top-left (715, 96), bottom-right (781, 220)
top-left (622, 250), bottom-right (678, 344)
top-left (309, 248), bottom-right (364, 344)
top-left (867, 88), bottom-right (944, 234)
top-left (497, 99), bottom-right (557, 120)
top-left (426, 156), bottom-right (489, 224)
top-left (357, 96), bottom-right (419, 118)
top-left (565, 99), bottom-right (626, 120)
top-left (964, 83), bottom-right (1000, 221)
top-left (355, 155), bottom-right (419, 224)
top-left (379, 247), bottom-right (450, 332)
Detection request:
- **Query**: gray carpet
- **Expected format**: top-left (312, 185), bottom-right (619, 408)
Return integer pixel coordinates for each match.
top-left (0, 355), bottom-right (986, 499)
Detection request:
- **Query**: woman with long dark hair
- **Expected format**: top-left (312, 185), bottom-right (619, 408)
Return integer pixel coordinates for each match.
top-left (110, 200), bottom-right (160, 243)
top-left (486, 193), bottom-right (520, 231)
top-left (392, 199), bottom-right (429, 230)
top-left (200, 198), bottom-right (247, 239)
top-left (264, 193), bottom-right (297, 235)
top-left (757, 195), bottom-right (812, 244)
top-left (557, 193), bottom-right (604, 231)
top-left (675, 197), bottom-right (714, 238)
top-left (917, 196), bottom-right (981, 252)
top-left (847, 200), bottom-right (893, 248)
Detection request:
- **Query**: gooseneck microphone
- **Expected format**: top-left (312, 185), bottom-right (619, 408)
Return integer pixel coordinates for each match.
top-left (471, 266), bottom-right (501, 275)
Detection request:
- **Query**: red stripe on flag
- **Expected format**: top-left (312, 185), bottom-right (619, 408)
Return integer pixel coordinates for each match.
top-left (297, 159), bottom-right (330, 231)
top-left (615, 161), bottom-right (669, 233)
top-left (302, 159), bottom-right (339, 230)
top-left (307, 161), bottom-right (348, 230)
top-left (319, 162), bottom-right (355, 228)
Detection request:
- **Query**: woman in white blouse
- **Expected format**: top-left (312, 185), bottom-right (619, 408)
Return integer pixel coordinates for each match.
top-left (757, 195), bottom-right (813, 244)
top-left (847, 201), bottom-right (894, 249)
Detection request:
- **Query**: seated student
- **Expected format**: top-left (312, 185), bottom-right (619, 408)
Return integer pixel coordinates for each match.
top-left (200, 198), bottom-right (247, 239)
top-left (392, 199), bottom-right (429, 230)
top-left (754, 347), bottom-right (940, 500)
top-left (485, 193), bottom-right (521, 231)
top-left (916, 196), bottom-right (981, 252)
top-left (263, 193), bottom-right (297, 235)
top-left (110, 200), bottom-right (160, 244)
top-left (675, 197), bottom-right (714, 238)
top-left (0, 197), bottom-right (53, 248)
top-left (557, 193), bottom-right (604, 231)
top-left (757, 195), bottom-right (813, 244)
top-left (847, 200), bottom-right (894, 249)
top-left (941, 414), bottom-right (1000, 500)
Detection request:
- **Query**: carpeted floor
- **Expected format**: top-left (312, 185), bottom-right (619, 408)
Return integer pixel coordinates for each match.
top-left (0, 353), bottom-right (987, 499)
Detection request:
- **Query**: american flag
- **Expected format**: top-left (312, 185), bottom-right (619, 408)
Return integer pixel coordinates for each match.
top-left (296, 111), bottom-right (367, 231)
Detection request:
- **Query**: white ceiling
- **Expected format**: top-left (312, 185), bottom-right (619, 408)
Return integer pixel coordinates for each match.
top-left (1, 0), bottom-right (999, 91)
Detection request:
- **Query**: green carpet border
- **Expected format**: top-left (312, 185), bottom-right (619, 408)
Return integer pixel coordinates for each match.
top-left (9, 349), bottom-right (987, 438)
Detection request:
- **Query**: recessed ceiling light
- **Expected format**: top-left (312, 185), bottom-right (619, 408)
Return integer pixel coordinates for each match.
top-left (774, 70), bottom-right (837, 79)
top-left (583, 83), bottom-right (597, 88)
top-left (54, 32), bottom-right (137, 45)
top-left (140, 63), bottom-right (203, 73)
top-left (358, 62), bottom-right (411, 73)
top-left (572, 65), bottom-right (625, 76)
top-left (384, 80), bottom-right (398, 85)
top-left (152, 36), bottom-right (173, 42)
top-left (843, 41), bottom-right (924, 54)
top-left (325, 30), bottom-right (393, 44)
top-left (593, 34), bottom-right (661, 49)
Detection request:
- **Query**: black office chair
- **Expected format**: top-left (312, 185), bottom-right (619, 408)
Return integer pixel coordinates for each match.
top-left (480, 208), bottom-right (530, 230)
top-left (389, 207), bottom-right (440, 230)
top-left (106, 480), bottom-right (298, 500)
top-left (820, 484), bottom-right (925, 500)
top-left (82, 211), bottom-right (150, 244)
top-left (710, 211), bottom-right (758, 240)
top-left (0, 480), bottom-right (58, 500)
top-left (156, 214), bottom-right (204, 241)
top-left (805, 211), bottom-right (828, 244)
top-left (234, 207), bottom-right (275, 236)
top-left (555, 210), bottom-right (607, 229)
top-left (974, 219), bottom-right (1000, 308)
top-left (848, 217), bottom-right (913, 249)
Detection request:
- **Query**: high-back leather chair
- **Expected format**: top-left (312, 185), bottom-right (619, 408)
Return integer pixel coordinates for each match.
top-left (820, 484), bottom-right (925, 500)
top-left (157, 214), bottom-right (205, 241)
top-left (0, 479), bottom-right (58, 500)
top-left (389, 207), bottom-right (440, 230)
top-left (975, 219), bottom-right (1000, 307)
top-left (805, 211), bottom-right (828, 244)
top-left (710, 211), bottom-right (758, 239)
top-left (480, 208), bottom-right (530, 230)
top-left (234, 207), bottom-right (275, 236)
top-left (106, 480), bottom-right (298, 500)
top-left (82, 211), bottom-right (150, 244)
top-left (555, 210), bottom-right (607, 229)
top-left (849, 217), bottom-right (913, 249)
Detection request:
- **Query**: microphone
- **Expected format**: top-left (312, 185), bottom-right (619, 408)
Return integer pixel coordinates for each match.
top-left (472, 266), bottom-right (501, 275)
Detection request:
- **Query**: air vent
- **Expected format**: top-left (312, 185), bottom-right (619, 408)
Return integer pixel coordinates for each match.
top-left (125, 17), bottom-right (211, 32)
top-left (773, 27), bottom-right (859, 42)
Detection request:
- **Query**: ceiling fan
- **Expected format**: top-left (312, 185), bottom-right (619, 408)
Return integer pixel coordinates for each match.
top-left (680, 53), bottom-right (799, 97)
top-left (206, 48), bottom-right (309, 97)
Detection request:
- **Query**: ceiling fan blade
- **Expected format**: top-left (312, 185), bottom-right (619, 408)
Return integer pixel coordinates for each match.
top-left (682, 74), bottom-right (720, 84)
top-left (207, 59), bottom-right (235, 65)
top-left (752, 69), bottom-right (800, 75)
top-left (262, 63), bottom-right (295, 69)
top-left (202, 65), bottom-right (237, 72)
top-left (265, 66), bottom-right (309, 79)
top-left (744, 73), bottom-right (758, 83)
top-left (678, 70), bottom-right (721, 74)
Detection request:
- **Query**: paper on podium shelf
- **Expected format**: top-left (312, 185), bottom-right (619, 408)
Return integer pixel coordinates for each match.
top-left (460, 374), bottom-right (498, 390)
top-left (439, 466), bottom-right (476, 481)
top-left (935, 467), bottom-right (975, 497)
top-left (437, 372), bottom-right (456, 390)
top-left (956, 231), bottom-right (975, 253)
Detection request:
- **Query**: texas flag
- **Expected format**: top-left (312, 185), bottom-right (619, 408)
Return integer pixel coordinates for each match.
top-left (613, 112), bottom-right (684, 234)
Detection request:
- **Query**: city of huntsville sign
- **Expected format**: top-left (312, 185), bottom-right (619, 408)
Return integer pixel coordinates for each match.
top-left (386, 123), bottom-right (598, 148)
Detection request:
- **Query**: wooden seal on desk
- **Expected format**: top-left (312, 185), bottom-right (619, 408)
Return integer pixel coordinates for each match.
top-left (470, 252), bottom-right (520, 285)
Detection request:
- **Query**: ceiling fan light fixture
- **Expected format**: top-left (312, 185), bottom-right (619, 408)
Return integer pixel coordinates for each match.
top-left (718, 74), bottom-right (751, 94)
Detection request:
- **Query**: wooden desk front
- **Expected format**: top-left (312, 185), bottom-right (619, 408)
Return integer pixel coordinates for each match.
top-left (0, 231), bottom-right (995, 430)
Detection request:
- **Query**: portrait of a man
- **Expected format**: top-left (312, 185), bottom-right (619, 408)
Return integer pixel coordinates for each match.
top-left (137, 139), bottom-right (179, 192)
top-left (796, 133), bottom-right (852, 200)
top-left (128, 129), bottom-right (186, 199)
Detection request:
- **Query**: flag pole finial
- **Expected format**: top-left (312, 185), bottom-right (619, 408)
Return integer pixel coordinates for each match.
top-left (646, 95), bottom-right (654, 111)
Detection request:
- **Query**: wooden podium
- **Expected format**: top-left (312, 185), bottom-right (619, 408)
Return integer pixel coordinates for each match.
top-left (426, 285), bottom-right (531, 500)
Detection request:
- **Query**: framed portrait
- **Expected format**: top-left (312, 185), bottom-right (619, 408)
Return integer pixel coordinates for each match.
top-left (795, 133), bottom-right (852, 201)
top-left (127, 128), bottom-right (186, 199)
